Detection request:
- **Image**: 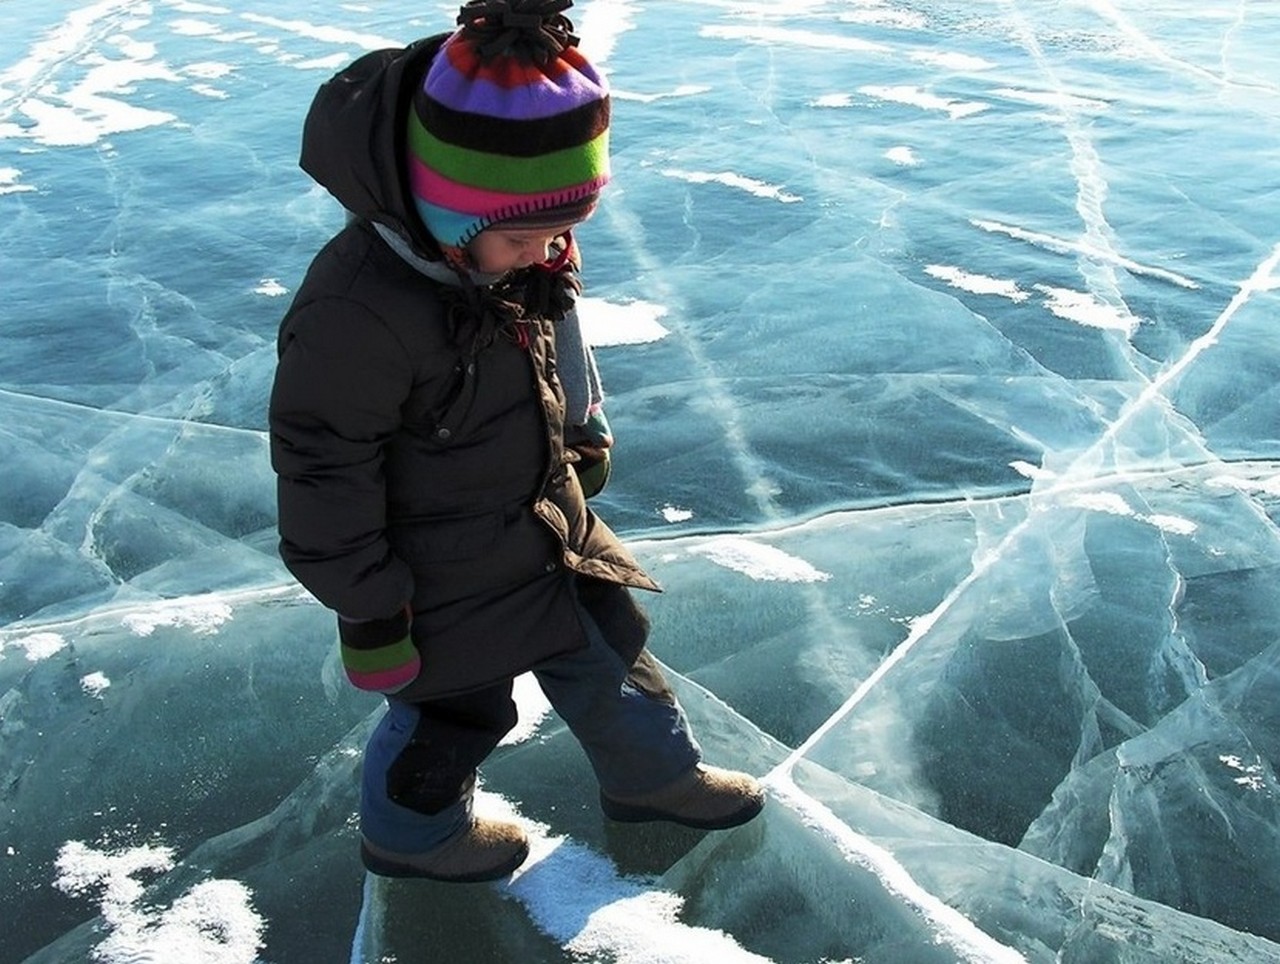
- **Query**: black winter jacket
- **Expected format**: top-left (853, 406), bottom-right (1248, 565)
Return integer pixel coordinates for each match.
top-left (269, 37), bottom-right (657, 700)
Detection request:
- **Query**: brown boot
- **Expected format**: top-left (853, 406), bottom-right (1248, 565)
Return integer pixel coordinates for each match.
top-left (600, 765), bottom-right (765, 830)
top-left (360, 818), bottom-right (529, 882)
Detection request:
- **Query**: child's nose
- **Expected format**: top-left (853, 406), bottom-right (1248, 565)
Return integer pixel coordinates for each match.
top-left (521, 239), bottom-right (552, 266)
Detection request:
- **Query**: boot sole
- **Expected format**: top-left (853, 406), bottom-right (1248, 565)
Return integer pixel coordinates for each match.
top-left (599, 791), bottom-right (765, 830)
top-left (360, 840), bottom-right (530, 883)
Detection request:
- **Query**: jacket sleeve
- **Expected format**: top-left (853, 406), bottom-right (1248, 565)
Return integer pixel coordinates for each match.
top-left (269, 296), bottom-right (415, 620)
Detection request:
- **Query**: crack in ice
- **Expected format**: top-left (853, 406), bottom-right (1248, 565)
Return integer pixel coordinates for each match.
top-left (766, 243), bottom-right (1280, 961)
top-left (971, 220), bottom-right (1199, 290)
top-left (764, 773), bottom-right (1029, 963)
top-left (1047, 241), bottom-right (1280, 490)
top-left (1080, 0), bottom-right (1279, 99)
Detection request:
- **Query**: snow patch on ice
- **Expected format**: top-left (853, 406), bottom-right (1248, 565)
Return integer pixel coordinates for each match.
top-left (1010, 460), bottom-right (1052, 480)
top-left (703, 24), bottom-right (887, 55)
top-left (3, 631), bottom-right (68, 662)
top-left (836, 6), bottom-right (927, 31)
top-left (575, 0), bottom-right (638, 64)
top-left (579, 297), bottom-right (670, 346)
top-left (885, 146), bottom-right (919, 166)
top-left (54, 841), bottom-right (264, 964)
top-left (182, 61), bottom-right (235, 79)
top-left (167, 1), bottom-right (230, 13)
top-left (972, 219), bottom-right (1200, 289)
top-left (0, 167), bottom-right (36, 194)
top-left (1144, 513), bottom-right (1197, 535)
top-left (911, 50), bottom-right (997, 72)
top-left (189, 84), bottom-right (228, 99)
top-left (82, 672), bottom-right (112, 698)
top-left (476, 793), bottom-right (773, 963)
top-left (1220, 754), bottom-right (1268, 793)
top-left (860, 85), bottom-right (989, 119)
top-left (239, 14), bottom-right (399, 51)
top-left (291, 53), bottom-right (352, 71)
top-left (0, 0), bottom-right (136, 102)
top-left (993, 86), bottom-right (1109, 113)
top-left (614, 84), bottom-right (710, 104)
top-left (692, 537), bottom-right (831, 583)
top-left (1208, 473), bottom-right (1280, 496)
top-left (1036, 284), bottom-right (1141, 334)
top-left (925, 264), bottom-right (1030, 301)
top-left (122, 598), bottom-right (233, 637)
top-left (1068, 491), bottom-right (1197, 535)
top-left (254, 278), bottom-right (289, 297)
top-left (661, 168), bottom-right (803, 203)
top-left (18, 55), bottom-right (181, 147)
top-left (170, 19), bottom-right (223, 37)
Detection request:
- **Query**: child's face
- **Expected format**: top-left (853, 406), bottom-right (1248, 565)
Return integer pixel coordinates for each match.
top-left (468, 224), bottom-right (577, 275)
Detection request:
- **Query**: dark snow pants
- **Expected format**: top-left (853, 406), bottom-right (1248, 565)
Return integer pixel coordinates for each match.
top-left (359, 589), bottom-right (701, 855)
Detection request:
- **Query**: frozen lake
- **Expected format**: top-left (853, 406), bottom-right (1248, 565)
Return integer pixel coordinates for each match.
top-left (2, 1), bottom-right (1280, 961)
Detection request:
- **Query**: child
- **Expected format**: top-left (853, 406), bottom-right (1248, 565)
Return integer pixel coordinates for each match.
top-left (269, 0), bottom-right (764, 882)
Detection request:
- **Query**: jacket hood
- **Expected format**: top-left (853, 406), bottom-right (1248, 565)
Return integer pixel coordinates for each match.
top-left (300, 34), bottom-right (447, 256)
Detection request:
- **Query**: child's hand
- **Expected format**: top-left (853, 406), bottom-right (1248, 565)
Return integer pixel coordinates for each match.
top-left (337, 605), bottom-right (420, 694)
top-left (565, 405), bottom-right (614, 498)
top-left (580, 408), bottom-right (613, 449)
top-left (571, 445), bottom-right (611, 498)
top-left (572, 442), bottom-right (610, 461)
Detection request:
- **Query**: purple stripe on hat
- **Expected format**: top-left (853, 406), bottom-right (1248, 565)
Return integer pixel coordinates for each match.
top-left (425, 63), bottom-right (606, 122)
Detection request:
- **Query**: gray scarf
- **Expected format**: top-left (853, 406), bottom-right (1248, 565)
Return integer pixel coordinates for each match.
top-left (373, 221), bottom-right (602, 426)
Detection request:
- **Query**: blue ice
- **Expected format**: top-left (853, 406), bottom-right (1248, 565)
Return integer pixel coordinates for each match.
top-left (3, 1), bottom-right (1280, 961)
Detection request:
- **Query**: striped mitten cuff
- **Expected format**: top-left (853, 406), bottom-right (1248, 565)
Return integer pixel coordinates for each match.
top-left (337, 607), bottom-right (420, 694)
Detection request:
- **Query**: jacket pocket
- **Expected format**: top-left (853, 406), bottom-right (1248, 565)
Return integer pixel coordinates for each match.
top-left (388, 511), bottom-right (503, 564)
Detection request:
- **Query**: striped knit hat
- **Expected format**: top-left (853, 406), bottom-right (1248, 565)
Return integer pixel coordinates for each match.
top-left (408, 0), bottom-right (610, 252)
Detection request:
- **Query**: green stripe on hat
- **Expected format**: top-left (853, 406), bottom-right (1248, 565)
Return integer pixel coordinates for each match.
top-left (409, 113), bottom-right (609, 195)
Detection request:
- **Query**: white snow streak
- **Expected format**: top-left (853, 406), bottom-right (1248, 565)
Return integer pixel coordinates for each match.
top-left (661, 168), bottom-right (802, 203)
top-left (691, 537), bottom-right (831, 583)
top-left (2, 631), bottom-right (68, 662)
top-left (122, 598), bottom-right (233, 637)
top-left (925, 265), bottom-right (1030, 302)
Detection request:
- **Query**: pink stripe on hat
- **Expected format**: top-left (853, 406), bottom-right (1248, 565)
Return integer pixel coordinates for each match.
top-left (409, 154), bottom-right (606, 220)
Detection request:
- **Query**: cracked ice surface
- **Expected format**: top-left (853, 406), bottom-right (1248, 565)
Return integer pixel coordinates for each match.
top-left (3, 0), bottom-right (1280, 962)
